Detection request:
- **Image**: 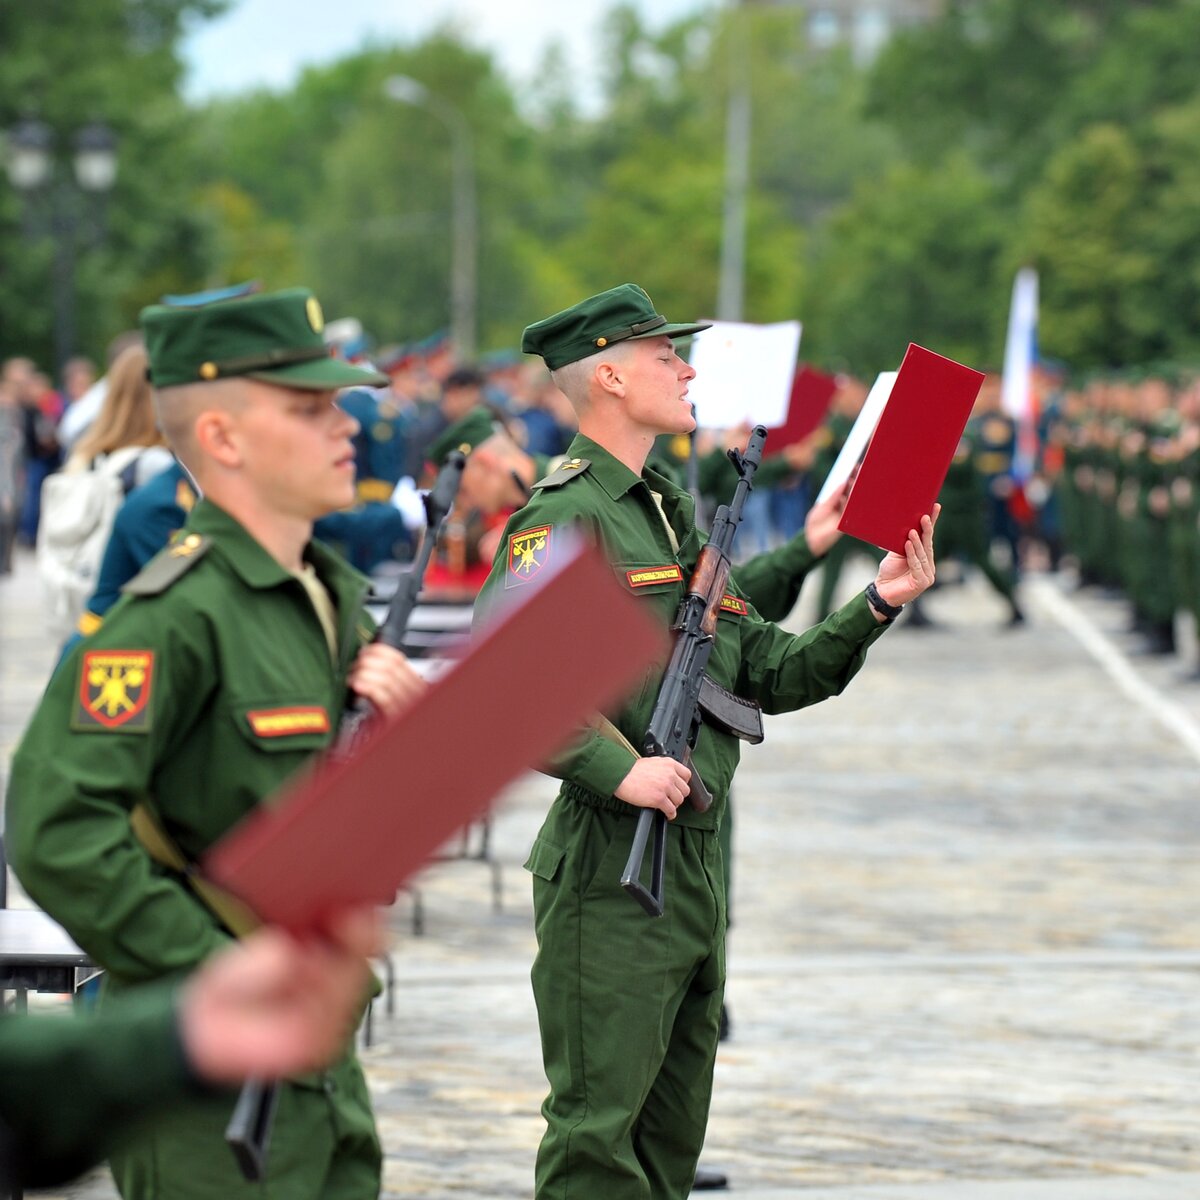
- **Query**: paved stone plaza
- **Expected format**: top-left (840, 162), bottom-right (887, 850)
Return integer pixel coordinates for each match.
top-left (3, 545), bottom-right (1199, 1198)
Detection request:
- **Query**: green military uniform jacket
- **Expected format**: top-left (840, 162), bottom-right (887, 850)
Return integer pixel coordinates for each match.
top-left (478, 432), bottom-right (888, 830)
top-left (7, 499), bottom-right (372, 984)
top-left (0, 985), bottom-right (193, 1190)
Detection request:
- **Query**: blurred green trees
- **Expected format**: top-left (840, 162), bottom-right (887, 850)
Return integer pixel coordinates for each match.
top-left (4, 0), bottom-right (1199, 376)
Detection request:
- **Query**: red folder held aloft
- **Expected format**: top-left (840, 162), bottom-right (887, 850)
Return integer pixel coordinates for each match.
top-left (204, 544), bottom-right (667, 931)
top-left (837, 344), bottom-right (985, 555)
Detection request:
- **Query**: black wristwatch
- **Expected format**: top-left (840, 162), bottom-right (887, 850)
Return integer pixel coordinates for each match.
top-left (865, 581), bottom-right (904, 623)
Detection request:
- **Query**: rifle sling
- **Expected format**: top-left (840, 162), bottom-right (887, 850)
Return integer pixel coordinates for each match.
top-left (130, 802), bottom-right (261, 937)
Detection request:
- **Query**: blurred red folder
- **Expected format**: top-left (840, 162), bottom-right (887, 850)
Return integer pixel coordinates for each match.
top-left (763, 365), bottom-right (838, 456)
top-left (204, 544), bottom-right (667, 931)
top-left (838, 344), bottom-right (984, 555)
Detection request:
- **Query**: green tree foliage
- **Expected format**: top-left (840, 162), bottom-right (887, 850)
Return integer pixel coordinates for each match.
top-left (0, 0), bottom-right (227, 371)
top-left (803, 153), bottom-right (1005, 376)
top-left (7, 1), bottom-right (1199, 379)
top-left (859, 0), bottom-right (1200, 369)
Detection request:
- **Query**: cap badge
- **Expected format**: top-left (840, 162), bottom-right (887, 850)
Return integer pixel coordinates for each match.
top-left (306, 296), bottom-right (325, 334)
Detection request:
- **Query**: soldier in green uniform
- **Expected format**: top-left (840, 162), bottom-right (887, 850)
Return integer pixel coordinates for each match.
top-left (475, 283), bottom-right (939, 1200)
top-left (935, 427), bottom-right (1025, 624)
top-left (0, 912), bottom-right (381, 1192)
top-left (5, 286), bottom-right (425, 1200)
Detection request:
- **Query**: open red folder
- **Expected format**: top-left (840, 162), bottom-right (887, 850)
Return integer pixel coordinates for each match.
top-left (204, 544), bottom-right (667, 931)
top-left (763, 364), bottom-right (839, 456)
top-left (837, 344), bottom-right (985, 555)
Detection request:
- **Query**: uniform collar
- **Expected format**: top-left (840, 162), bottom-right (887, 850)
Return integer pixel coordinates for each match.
top-left (566, 432), bottom-right (643, 500)
top-left (566, 432), bottom-right (697, 543)
top-left (185, 499), bottom-right (367, 597)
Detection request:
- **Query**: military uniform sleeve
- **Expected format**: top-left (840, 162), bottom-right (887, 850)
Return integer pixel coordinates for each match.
top-left (6, 591), bottom-right (230, 983)
top-left (730, 531), bottom-right (818, 622)
top-left (733, 590), bottom-right (888, 715)
top-left (0, 984), bottom-right (194, 1190)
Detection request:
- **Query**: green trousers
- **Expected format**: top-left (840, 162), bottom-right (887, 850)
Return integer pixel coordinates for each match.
top-left (525, 800), bottom-right (725, 1199)
top-left (108, 1053), bottom-right (381, 1200)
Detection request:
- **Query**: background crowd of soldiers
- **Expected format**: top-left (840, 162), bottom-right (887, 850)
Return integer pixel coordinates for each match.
top-left (4, 317), bottom-right (1200, 671)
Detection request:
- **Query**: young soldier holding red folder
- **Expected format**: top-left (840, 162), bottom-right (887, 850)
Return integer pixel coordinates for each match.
top-left (6, 286), bottom-right (424, 1199)
top-left (476, 282), bottom-right (940, 1200)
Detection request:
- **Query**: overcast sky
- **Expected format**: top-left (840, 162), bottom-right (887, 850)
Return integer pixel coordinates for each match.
top-left (181, 0), bottom-right (714, 106)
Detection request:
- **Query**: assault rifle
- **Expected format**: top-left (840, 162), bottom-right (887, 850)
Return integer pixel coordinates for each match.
top-left (226, 449), bottom-right (466, 1181)
top-left (619, 426), bottom-right (768, 917)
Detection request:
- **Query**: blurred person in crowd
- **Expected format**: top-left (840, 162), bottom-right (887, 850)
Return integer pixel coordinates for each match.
top-left (403, 364), bottom-right (489, 482)
top-left (968, 373), bottom-right (1023, 572)
top-left (507, 364), bottom-right (578, 458)
top-left (6, 357), bottom-right (62, 545)
top-left (60, 355), bottom-right (97, 411)
top-left (57, 330), bottom-right (144, 453)
top-left (65, 344), bottom-right (174, 486)
top-left (0, 379), bottom-right (23, 573)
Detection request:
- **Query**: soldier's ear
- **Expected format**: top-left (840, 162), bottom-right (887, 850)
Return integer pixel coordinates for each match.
top-left (594, 359), bottom-right (627, 400)
top-left (194, 408), bottom-right (243, 468)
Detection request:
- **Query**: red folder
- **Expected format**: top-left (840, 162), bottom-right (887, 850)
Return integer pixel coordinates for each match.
top-left (837, 344), bottom-right (984, 555)
top-left (204, 544), bottom-right (667, 931)
top-left (763, 365), bottom-right (838, 456)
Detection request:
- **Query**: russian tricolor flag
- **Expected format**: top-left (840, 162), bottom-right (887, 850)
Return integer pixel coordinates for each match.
top-left (1001, 267), bottom-right (1039, 483)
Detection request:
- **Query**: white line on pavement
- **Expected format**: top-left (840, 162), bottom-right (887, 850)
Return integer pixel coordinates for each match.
top-left (1027, 577), bottom-right (1200, 765)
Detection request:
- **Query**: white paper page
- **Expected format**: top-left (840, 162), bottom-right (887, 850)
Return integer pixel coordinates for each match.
top-left (815, 371), bottom-right (897, 505)
top-left (685, 320), bottom-right (802, 429)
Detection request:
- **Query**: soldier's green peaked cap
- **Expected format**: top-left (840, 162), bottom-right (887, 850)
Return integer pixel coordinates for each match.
top-left (521, 283), bottom-right (711, 370)
top-left (140, 286), bottom-right (387, 390)
top-left (426, 406), bottom-right (498, 465)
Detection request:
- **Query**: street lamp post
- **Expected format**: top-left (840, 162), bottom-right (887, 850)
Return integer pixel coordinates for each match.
top-left (384, 75), bottom-right (477, 362)
top-left (3, 117), bottom-right (118, 378)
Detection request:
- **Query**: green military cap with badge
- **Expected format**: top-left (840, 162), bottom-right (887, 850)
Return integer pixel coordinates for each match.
top-left (426, 406), bottom-right (500, 467)
top-left (140, 286), bottom-right (388, 391)
top-left (521, 283), bottom-right (711, 370)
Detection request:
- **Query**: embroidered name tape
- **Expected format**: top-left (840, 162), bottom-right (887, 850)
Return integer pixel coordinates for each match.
top-left (626, 565), bottom-right (684, 589)
top-left (247, 707), bottom-right (331, 738)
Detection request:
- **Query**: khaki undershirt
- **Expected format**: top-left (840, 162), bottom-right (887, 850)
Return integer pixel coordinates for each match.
top-left (649, 490), bottom-right (680, 555)
top-left (293, 562), bottom-right (339, 664)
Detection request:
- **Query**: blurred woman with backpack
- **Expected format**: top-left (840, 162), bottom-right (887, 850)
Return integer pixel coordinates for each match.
top-left (37, 344), bottom-right (175, 642)
top-left (65, 344), bottom-right (173, 482)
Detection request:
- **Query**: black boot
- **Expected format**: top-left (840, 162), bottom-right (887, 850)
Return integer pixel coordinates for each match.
top-left (904, 598), bottom-right (935, 628)
top-left (692, 1165), bottom-right (729, 1191)
top-left (1136, 620), bottom-right (1176, 656)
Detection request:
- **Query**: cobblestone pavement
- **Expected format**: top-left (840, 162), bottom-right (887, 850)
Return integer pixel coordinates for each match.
top-left (3, 545), bottom-right (1200, 1198)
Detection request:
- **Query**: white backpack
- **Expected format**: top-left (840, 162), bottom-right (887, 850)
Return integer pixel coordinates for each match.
top-left (36, 447), bottom-right (144, 640)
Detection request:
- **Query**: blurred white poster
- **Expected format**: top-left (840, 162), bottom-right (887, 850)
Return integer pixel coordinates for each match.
top-left (685, 320), bottom-right (802, 429)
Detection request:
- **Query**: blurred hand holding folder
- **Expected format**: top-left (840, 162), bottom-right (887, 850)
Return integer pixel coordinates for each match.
top-left (837, 344), bottom-right (985, 555)
top-left (204, 542), bottom-right (667, 931)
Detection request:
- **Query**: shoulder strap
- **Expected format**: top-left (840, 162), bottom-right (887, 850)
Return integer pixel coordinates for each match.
top-left (533, 456), bottom-right (592, 490)
top-left (123, 533), bottom-right (212, 596)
